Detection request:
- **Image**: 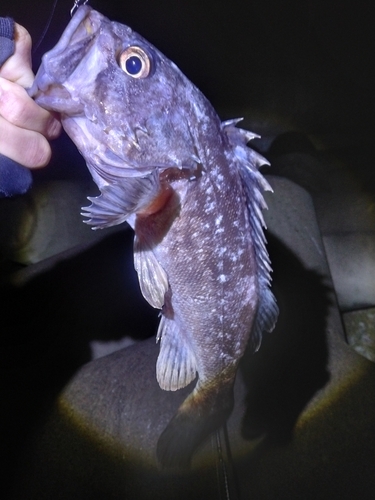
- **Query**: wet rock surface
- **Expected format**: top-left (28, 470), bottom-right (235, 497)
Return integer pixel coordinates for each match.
top-left (323, 233), bottom-right (375, 311)
top-left (343, 308), bottom-right (375, 363)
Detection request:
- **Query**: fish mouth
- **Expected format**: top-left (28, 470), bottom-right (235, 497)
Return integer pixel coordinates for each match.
top-left (28, 6), bottom-right (102, 113)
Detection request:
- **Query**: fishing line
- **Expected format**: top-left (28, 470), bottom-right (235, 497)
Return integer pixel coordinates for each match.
top-left (215, 429), bottom-right (231, 500)
top-left (32, 0), bottom-right (88, 54)
top-left (222, 422), bottom-right (240, 500)
top-left (32, 0), bottom-right (59, 54)
top-left (214, 424), bottom-right (241, 500)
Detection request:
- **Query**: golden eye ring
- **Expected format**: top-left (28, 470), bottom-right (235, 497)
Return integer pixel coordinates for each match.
top-left (119, 46), bottom-right (151, 78)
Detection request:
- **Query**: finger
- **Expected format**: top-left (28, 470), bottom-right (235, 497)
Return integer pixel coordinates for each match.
top-left (0, 23), bottom-right (34, 87)
top-left (0, 115), bottom-right (52, 168)
top-left (0, 77), bottom-right (61, 140)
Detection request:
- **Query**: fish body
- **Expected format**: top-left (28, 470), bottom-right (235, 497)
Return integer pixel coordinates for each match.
top-left (30, 6), bottom-right (278, 466)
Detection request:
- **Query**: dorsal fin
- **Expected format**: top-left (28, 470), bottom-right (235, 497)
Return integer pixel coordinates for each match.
top-left (222, 119), bottom-right (279, 350)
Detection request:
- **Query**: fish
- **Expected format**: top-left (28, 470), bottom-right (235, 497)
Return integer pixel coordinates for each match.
top-left (29, 5), bottom-right (278, 467)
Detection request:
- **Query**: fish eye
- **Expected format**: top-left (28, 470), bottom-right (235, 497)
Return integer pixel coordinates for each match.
top-left (119, 46), bottom-right (151, 78)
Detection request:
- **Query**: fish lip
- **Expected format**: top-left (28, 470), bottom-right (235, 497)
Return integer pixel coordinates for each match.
top-left (32, 84), bottom-right (84, 114)
top-left (46, 5), bottom-right (95, 58)
top-left (29, 6), bottom-right (95, 94)
top-left (28, 5), bottom-right (101, 111)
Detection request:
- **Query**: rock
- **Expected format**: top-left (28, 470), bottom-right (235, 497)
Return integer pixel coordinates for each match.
top-left (0, 180), bottom-right (122, 265)
top-left (90, 336), bottom-right (137, 360)
top-left (322, 232), bottom-right (375, 310)
top-left (343, 308), bottom-right (375, 363)
top-left (315, 191), bottom-right (375, 235)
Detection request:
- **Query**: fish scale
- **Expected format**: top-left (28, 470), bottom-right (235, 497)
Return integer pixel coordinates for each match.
top-left (29, 5), bottom-right (278, 467)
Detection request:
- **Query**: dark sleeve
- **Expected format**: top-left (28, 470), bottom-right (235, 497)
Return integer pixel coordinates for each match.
top-left (0, 17), bottom-right (15, 65)
top-left (0, 17), bottom-right (33, 198)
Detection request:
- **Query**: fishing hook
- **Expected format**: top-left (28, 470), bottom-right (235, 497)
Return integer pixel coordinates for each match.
top-left (71, 0), bottom-right (89, 17)
top-left (33, 0), bottom-right (88, 55)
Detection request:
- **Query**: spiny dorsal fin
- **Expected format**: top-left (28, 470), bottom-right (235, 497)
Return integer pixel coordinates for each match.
top-left (222, 119), bottom-right (279, 350)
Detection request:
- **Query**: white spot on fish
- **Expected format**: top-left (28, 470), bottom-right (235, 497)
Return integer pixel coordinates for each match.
top-left (215, 215), bottom-right (223, 226)
top-left (218, 247), bottom-right (227, 256)
top-left (218, 274), bottom-right (227, 283)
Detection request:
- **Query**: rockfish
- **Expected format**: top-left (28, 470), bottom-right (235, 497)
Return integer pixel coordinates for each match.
top-left (29, 5), bottom-right (278, 466)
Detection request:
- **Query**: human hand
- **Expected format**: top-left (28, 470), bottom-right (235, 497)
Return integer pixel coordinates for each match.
top-left (0, 22), bottom-right (61, 168)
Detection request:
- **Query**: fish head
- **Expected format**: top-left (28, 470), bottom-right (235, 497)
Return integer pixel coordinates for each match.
top-left (30, 6), bottom-right (214, 189)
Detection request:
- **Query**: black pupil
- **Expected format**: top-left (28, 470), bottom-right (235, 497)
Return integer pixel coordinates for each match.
top-left (126, 56), bottom-right (142, 75)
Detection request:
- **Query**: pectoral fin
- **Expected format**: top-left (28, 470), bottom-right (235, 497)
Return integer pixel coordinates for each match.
top-left (81, 170), bottom-right (160, 229)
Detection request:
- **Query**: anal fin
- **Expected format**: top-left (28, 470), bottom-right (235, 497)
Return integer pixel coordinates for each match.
top-left (133, 236), bottom-right (169, 309)
top-left (156, 316), bottom-right (197, 391)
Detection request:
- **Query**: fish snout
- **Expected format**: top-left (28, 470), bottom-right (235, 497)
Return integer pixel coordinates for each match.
top-left (28, 7), bottom-right (105, 113)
